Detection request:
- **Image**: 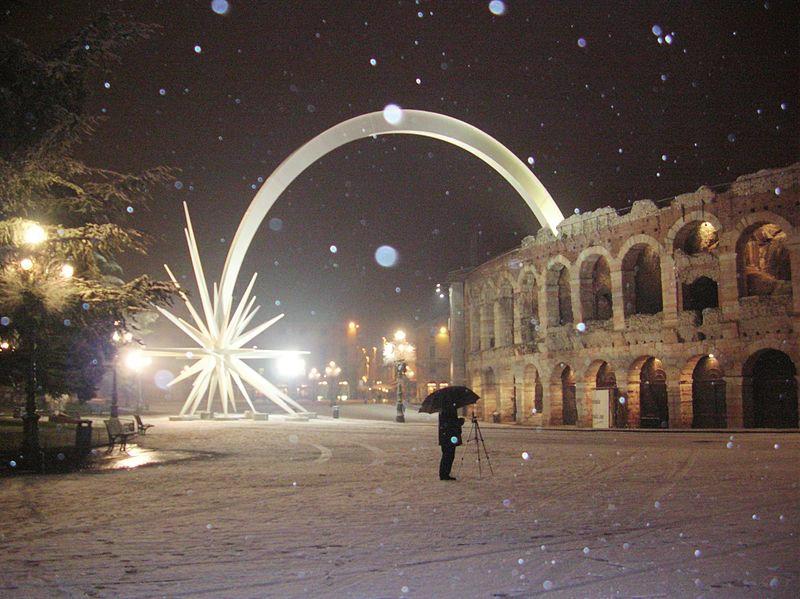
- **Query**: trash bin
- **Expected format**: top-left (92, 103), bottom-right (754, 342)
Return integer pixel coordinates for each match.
top-left (332, 405), bottom-right (340, 419)
top-left (75, 420), bottom-right (93, 456)
top-left (492, 412), bottom-right (501, 423)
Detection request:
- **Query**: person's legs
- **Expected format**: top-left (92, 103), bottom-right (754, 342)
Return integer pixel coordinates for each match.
top-left (440, 444), bottom-right (456, 479)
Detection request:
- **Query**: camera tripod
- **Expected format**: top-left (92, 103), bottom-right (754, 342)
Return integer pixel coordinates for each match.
top-left (456, 414), bottom-right (494, 478)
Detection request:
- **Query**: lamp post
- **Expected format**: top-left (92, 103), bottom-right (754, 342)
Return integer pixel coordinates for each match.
top-left (17, 223), bottom-right (62, 466)
top-left (308, 367), bottom-right (321, 400)
top-left (110, 328), bottom-right (133, 419)
top-left (325, 361), bottom-right (341, 418)
top-left (383, 330), bottom-right (415, 423)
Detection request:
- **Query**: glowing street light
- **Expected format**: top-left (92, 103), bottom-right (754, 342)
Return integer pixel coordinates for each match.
top-left (20, 258), bottom-right (33, 271)
top-left (60, 263), bottom-right (74, 279)
top-left (23, 223), bottom-right (47, 246)
top-left (383, 332), bottom-right (415, 423)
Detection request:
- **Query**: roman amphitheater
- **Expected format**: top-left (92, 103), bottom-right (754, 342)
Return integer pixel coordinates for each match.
top-left (448, 163), bottom-right (799, 429)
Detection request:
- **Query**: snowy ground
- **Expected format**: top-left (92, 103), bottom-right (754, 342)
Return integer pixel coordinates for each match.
top-left (1, 412), bottom-right (798, 598)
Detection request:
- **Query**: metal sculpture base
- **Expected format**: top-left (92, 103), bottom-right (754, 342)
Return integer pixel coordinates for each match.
top-left (456, 415), bottom-right (494, 479)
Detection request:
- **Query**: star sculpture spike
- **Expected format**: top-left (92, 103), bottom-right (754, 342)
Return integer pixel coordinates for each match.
top-left (146, 203), bottom-right (309, 417)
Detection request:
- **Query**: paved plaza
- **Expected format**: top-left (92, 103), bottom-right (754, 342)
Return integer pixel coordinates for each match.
top-left (1, 412), bottom-right (798, 598)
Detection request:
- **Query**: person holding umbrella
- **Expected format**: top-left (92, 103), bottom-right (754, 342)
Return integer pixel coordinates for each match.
top-left (420, 386), bottom-right (480, 481)
top-left (438, 401), bottom-right (464, 480)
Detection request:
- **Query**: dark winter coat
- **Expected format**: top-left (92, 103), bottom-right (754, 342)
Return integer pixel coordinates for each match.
top-left (438, 411), bottom-right (465, 447)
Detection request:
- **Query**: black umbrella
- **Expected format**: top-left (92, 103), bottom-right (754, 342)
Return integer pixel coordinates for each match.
top-left (419, 386), bottom-right (480, 413)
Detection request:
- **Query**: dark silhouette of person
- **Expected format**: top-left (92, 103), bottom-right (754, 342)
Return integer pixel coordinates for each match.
top-left (438, 402), bottom-right (464, 480)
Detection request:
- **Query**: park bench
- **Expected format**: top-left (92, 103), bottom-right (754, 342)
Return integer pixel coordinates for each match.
top-left (104, 418), bottom-right (137, 451)
top-left (134, 414), bottom-right (154, 435)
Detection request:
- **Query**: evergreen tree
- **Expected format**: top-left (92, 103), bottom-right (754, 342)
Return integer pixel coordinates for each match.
top-left (0, 14), bottom-right (177, 402)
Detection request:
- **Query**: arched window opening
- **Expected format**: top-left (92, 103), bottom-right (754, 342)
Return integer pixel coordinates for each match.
top-left (580, 255), bottom-right (612, 321)
top-left (480, 303), bottom-right (494, 350)
top-left (595, 362), bottom-right (623, 428)
top-left (622, 245), bottom-right (663, 316)
top-left (691, 356), bottom-right (726, 428)
top-left (744, 350), bottom-right (798, 428)
top-left (561, 365), bottom-right (577, 425)
top-left (639, 357), bottom-right (668, 428)
top-left (674, 221), bottom-right (719, 255)
top-left (524, 365), bottom-right (543, 417)
top-left (557, 267), bottom-right (573, 324)
top-left (682, 276), bottom-right (719, 316)
top-left (519, 274), bottom-right (539, 342)
top-left (737, 224), bottom-right (791, 298)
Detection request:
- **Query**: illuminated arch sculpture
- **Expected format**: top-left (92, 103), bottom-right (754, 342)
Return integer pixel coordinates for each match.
top-left (155, 109), bottom-right (565, 417)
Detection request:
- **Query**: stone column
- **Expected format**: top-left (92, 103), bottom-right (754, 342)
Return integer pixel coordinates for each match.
top-left (570, 275), bottom-right (583, 324)
top-left (667, 378), bottom-right (683, 429)
top-left (624, 377), bottom-right (641, 428)
top-left (547, 380), bottom-right (563, 425)
top-left (661, 255), bottom-right (679, 329)
top-left (610, 265), bottom-right (626, 331)
top-left (538, 283), bottom-right (550, 333)
top-left (448, 281), bottom-right (467, 386)
top-left (575, 381), bottom-right (592, 427)
top-left (717, 234), bottom-right (740, 321)
top-left (724, 374), bottom-right (744, 428)
top-left (512, 292), bottom-right (523, 345)
top-left (480, 304), bottom-right (492, 350)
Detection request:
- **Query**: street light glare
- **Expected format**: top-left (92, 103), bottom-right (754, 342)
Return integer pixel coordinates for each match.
top-left (394, 330), bottom-right (406, 342)
top-left (20, 258), bottom-right (33, 271)
top-left (23, 223), bottom-right (46, 245)
top-left (124, 349), bottom-right (152, 372)
top-left (60, 263), bottom-right (74, 279)
top-left (276, 355), bottom-right (306, 378)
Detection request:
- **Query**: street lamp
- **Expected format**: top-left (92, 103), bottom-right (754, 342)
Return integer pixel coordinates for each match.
top-left (110, 327), bottom-right (133, 419)
top-left (383, 330), bottom-right (415, 423)
top-left (325, 360), bottom-right (341, 418)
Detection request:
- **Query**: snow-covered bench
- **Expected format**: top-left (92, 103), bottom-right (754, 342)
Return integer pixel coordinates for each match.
top-left (104, 419), bottom-right (137, 451)
top-left (134, 414), bottom-right (154, 434)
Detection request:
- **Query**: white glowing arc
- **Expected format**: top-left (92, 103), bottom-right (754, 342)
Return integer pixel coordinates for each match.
top-left (219, 109), bottom-right (564, 309)
top-left (153, 110), bottom-right (564, 417)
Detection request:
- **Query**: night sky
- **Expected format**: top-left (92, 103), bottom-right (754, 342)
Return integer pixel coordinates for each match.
top-left (3, 0), bottom-right (798, 362)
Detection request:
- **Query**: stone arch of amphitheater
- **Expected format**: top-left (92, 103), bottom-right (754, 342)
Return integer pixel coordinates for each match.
top-left (451, 163), bottom-right (800, 429)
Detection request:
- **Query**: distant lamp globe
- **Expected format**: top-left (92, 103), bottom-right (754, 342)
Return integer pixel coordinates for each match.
top-left (60, 263), bottom-right (74, 279)
top-left (20, 258), bottom-right (34, 271)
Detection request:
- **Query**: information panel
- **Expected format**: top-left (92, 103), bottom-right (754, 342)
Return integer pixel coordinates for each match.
top-left (592, 389), bottom-right (610, 429)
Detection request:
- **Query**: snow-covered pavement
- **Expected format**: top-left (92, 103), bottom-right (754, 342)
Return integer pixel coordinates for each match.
top-left (1, 415), bottom-right (798, 598)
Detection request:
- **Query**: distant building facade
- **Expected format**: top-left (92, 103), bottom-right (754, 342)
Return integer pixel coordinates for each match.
top-left (448, 164), bottom-right (800, 429)
top-left (411, 320), bottom-right (452, 403)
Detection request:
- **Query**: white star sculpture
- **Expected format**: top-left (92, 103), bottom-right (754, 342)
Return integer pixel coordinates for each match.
top-left (145, 203), bottom-right (310, 417)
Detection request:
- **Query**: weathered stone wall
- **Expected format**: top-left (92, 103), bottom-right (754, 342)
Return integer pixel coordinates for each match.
top-left (455, 163), bottom-right (800, 429)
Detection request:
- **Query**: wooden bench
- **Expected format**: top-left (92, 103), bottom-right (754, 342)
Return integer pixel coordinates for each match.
top-left (104, 418), bottom-right (137, 451)
top-left (134, 414), bottom-right (154, 435)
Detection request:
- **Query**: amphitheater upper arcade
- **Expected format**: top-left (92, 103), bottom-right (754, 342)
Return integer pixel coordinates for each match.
top-left (449, 163), bottom-right (800, 429)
